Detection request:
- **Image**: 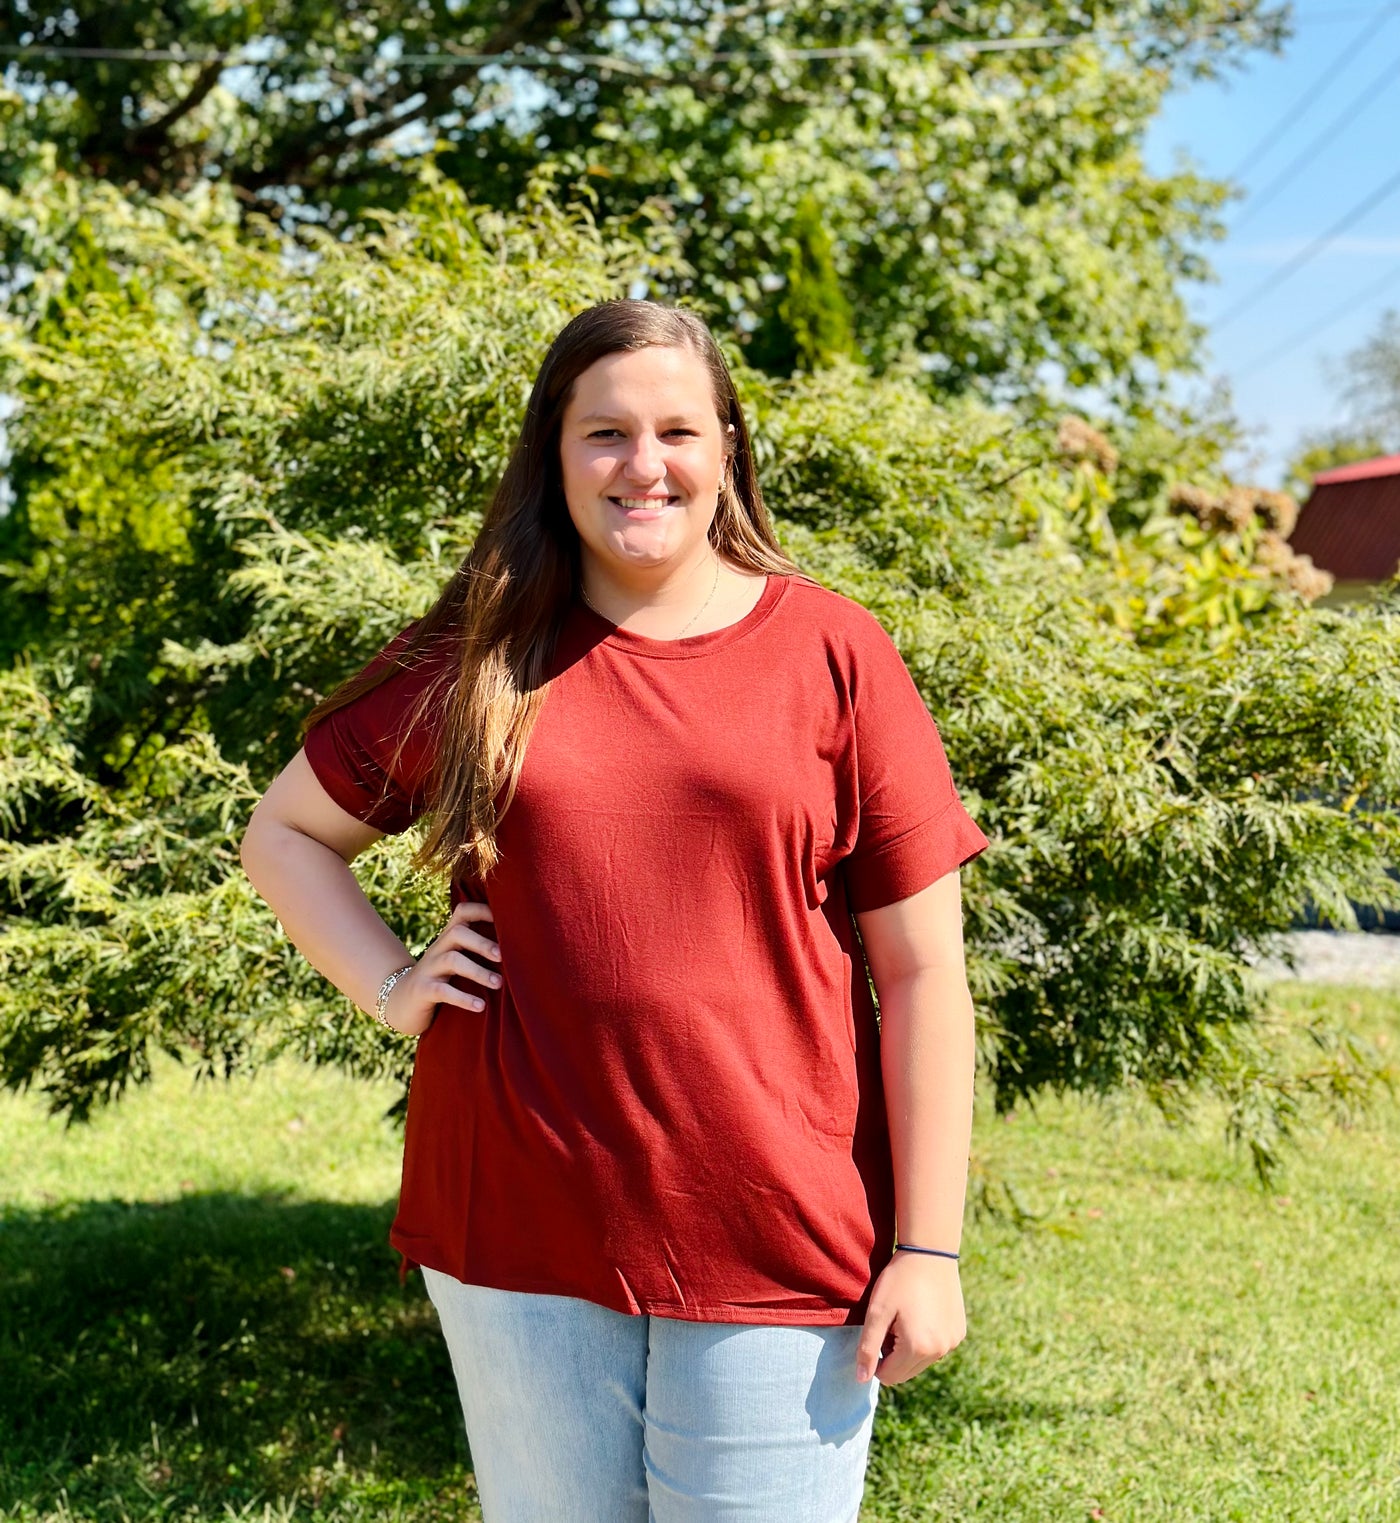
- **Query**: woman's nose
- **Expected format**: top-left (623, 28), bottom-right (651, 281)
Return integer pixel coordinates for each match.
top-left (622, 434), bottom-right (665, 481)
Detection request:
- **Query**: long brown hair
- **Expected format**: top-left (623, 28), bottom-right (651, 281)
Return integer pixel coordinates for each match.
top-left (301, 298), bottom-right (801, 885)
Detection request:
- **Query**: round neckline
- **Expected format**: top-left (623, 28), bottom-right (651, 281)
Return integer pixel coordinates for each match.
top-left (575, 571), bottom-right (787, 660)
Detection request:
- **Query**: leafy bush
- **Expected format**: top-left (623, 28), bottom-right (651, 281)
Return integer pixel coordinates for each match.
top-left (2, 172), bottom-right (1396, 1177)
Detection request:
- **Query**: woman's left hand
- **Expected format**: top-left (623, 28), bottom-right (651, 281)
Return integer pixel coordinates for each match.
top-left (855, 1253), bottom-right (966, 1386)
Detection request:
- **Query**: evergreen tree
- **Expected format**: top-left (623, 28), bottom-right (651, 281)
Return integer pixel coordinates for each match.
top-left (748, 194), bottom-right (856, 377)
top-left (2, 174), bottom-right (1395, 1182)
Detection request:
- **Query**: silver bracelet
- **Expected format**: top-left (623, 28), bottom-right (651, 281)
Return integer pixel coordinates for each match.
top-left (374, 963), bottom-right (416, 1029)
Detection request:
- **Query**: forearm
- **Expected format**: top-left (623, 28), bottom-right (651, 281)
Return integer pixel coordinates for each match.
top-left (878, 968), bottom-right (976, 1254)
top-left (241, 820), bottom-right (413, 1017)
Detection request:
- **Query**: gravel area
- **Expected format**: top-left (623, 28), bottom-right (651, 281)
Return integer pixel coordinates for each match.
top-left (1251, 930), bottom-right (1400, 987)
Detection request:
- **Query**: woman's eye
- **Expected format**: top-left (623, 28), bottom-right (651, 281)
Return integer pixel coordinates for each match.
top-left (585, 428), bottom-right (698, 439)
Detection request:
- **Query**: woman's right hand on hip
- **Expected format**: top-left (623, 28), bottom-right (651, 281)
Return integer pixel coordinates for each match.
top-left (383, 899), bottom-right (501, 1035)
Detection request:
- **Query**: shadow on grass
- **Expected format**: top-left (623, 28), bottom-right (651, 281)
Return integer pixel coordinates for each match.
top-left (0, 1193), bottom-right (473, 1521)
top-left (0, 1194), bottom-right (1106, 1521)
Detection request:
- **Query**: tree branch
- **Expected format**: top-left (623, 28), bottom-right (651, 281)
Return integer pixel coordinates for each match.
top-left (475, 0), bottom-right (563, 55)
top-left (234, 0), bottom-right (583, 195)
top-left (126, 59), bottom-right (225, 153)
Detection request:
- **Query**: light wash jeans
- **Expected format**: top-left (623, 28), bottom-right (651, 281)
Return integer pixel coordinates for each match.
top-left (421, 1266), bottom-right (881, 1522)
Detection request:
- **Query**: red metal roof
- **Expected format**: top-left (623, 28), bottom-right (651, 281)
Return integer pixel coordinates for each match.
top-left (1312, 453), bottom-right (1400, 486)
top-left (1291, 462), bottom-right (1400, 582)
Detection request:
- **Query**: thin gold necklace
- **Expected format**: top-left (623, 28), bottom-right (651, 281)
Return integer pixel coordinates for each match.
top-left (580, 557), bottom-right (722, 639)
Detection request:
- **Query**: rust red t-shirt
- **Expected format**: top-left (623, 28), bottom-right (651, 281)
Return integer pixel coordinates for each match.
top-left (303, 571), bottom-right (990, 1325)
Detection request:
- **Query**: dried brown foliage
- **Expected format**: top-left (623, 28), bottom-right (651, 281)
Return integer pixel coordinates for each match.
top-left (1254, 488), bottom-right (1299, 538)
top-left (1056, 415), bottom-right (1120, 475)
top-left (1254, 529), bottom-right (1294, 576)
top-left (1285, 553), bottom-right (1335, 602)
top-left (1167, 482), bottom-right (1300, 538)
top-left (1168, 482), bottom-right (1217, 521)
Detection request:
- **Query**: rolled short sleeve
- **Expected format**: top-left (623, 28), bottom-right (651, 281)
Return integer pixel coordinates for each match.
top-left (302, 622), bottom-right (447, 836)
top-left (841, 616), bottom-right (990, 914)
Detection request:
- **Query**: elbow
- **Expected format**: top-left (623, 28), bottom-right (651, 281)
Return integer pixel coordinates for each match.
top-left (876, 957), bottom-right (969, 994)
top-left (874, 964), bottom-right (974, 1021)
top-left (238, 806), bottom-right (271, 889)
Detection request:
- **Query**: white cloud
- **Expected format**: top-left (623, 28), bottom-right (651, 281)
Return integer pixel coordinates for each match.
top-left (1221, 236), bottom-right (1400, 263)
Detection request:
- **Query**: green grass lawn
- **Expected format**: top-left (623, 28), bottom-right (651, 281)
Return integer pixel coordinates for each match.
top-left (2, 984), bottom-right (1397, 1522)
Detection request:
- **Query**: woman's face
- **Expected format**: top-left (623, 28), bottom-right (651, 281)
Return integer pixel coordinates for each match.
top-left (559, 344), bottom-right (732, 585)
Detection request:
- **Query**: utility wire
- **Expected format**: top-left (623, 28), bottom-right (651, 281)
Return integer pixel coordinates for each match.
top-left (1233, 40), bottom-right (1400, 228)
top-left (1308, 3), bottom-right (1400, 16)
top-left (1226, 2), bottom-right (1399, 184)
top-left (0, 20), bottom-right (1268, 71)
top-left (1214, 162), bottom-right (1400, 331)
top-left (1236, 259), bottom-right (1400, 375)
top-left (0, 8), bottom-right (1380, 72)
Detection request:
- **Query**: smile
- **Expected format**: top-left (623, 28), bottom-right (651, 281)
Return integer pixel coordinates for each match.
top-left (610, 496), bottom-right (680, 518)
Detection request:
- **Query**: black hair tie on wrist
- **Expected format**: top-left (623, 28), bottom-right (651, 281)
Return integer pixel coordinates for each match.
top-left (894, 1242), bottom-right (959, 1261)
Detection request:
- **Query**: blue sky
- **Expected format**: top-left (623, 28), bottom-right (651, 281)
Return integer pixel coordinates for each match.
top-left (1143, 4), bottom-right (1400, 485)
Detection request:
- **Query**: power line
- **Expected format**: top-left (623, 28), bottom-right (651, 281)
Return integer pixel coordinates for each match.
top-left (1235, 259), bottom-right (1400, 375)
top-left (1226, 2), bottom-right (1399, 183)
top-left (0, 20), bottom-right (1269, 72)
top-left (1214, 162), bottom-right (1400, 331)
top-left (1303, 4), bottom-right (1400, 16)
top-left (1233, 39), bottom-right (1400, 228)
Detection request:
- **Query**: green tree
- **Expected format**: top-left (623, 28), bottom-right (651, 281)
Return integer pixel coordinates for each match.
top-left (1279, 308), bottom-right (1399, 498)
top-left (746, 192), bottom-right (856, 377)
top-left (1284, 432), bottom-right (1391, 502)
top-left (0, 1), bottom-right (1286, 402)
top-left (2, 174), bottom-right (1395, 1181)
top-left (1332, 307), bottom-right (1400, 452)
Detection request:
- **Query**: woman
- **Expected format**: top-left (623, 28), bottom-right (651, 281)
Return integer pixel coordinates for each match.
top-left (239, 298), bottom-right (989, 1522)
